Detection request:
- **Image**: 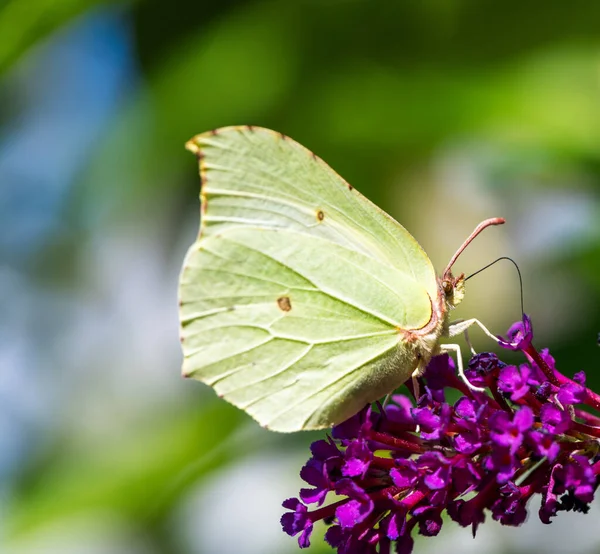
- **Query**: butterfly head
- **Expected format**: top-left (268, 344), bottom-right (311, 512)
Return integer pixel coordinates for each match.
top-left (441, 272), bottom-right (465, 308)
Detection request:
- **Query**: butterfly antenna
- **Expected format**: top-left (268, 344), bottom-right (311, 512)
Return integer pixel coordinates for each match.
top-left (443, 218), bottom-right (505, 279)
top-left (466, 256), bottom-right (525, 317)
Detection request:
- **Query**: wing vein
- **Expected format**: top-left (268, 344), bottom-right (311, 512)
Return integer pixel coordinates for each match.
top-left (220, 237), bottom-right (400, 328)
top-left (269, 345), bottom-right (396, 426)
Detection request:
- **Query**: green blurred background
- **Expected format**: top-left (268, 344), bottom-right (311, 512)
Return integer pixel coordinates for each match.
top-left (2, 1), bottom-right (600, 553)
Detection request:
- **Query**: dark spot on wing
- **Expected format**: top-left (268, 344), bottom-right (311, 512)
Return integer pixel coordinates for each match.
top-left (311, 151), bottom-right (318, 161)
top-left (347, 183), bottom-right (353, 191)
top-left (279, 132), bottom-right (286, 140)
top-left (277, 296), bottom-right (292, 312)
top-left (316, 210), bottom-right (325, 222)
top-left (210, 129), bottom-right (218, 136)
top-left (246, 125), bottom-right (255, 132)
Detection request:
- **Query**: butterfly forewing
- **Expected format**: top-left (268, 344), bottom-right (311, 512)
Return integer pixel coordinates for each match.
top-left (190, 127), bottom-right (437, 298)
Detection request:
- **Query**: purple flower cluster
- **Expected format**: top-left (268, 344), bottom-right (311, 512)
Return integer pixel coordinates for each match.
top-left (281, 316), bottom-right (600, 553)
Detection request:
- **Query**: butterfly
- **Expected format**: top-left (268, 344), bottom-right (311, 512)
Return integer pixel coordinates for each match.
top-left (179, 126), bottom-right (503, 432)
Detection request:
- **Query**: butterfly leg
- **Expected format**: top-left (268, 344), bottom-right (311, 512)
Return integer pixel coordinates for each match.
top-left (450, 319), bottom-right (478, 355)
top-left (448, 318), bottom-right (499, 343)
top-left (409, 370), bottom-right (422, 434)
top-left (439, 343), bottom-right (485, 392)
top-left (381, 394), bottom-right (391, 409)
top-left (373, 395), bottom-right (392, 431)
top-left (464, 328), bottom-right (477, 356)
top-left (411, 373), bottom-right (421, 402)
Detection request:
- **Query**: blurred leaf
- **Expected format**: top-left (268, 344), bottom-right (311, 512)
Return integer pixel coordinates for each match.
top-left (0, 0), bottom-right (134, 74)
top-left (148, 1), bottom-right (301, 156)
top-left (77, 0), bottom-right (303, 218)
top-left (6, 401), bottom-right (246, 539)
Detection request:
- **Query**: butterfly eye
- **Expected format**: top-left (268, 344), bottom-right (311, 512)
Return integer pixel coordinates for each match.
top-left (442, 279), bottom-right (453, 296)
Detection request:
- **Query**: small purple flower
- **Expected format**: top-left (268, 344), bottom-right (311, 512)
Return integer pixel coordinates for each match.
top-left (454, 396), bottom-right (479, 420)
top-left (539, 404), bottom-right (571, 434)
top-left (310, 437), bottom-right (342, 460)
top-left (418, 452), bottom-right (452, 490)
top-left (452, 397), bottom-right (486, 454)
top-left (557, 381), bottom-right (586, 406)
top-left (527, 430), bottom-right (560, 462)
top-left (281, 498), bottom-right (313, 548)
top-left (299, 463), bottom-right (333, 505)
top-left (491, 482), bottom-right (528, 526)
top-left (423, 353), bottom-right (455, 391)
top-left (452, 457), bottom-right (483, 495)
top-left (381, 496), bottom-right (408, 540)
top-left (497, 364), bottom-right (533, 401)
top-left (412, 505), bottom-right (443, 536)
top-left (535, 381), bottom-right (555, 402)
top-left (573, 371), bottom-right (586, 386)
top-left (332, 405), bottom-right (372, 441)
top-left (464, 351), bottom-right (504, 388)
top-left (335, 479), bottom-right (374, 528)
top-left (560, 455), bottom-right (596, 504)
top-left (299, 438), bottom-right (342, 505)
top-left (484, 445), bottom-right (520, 483)
top-left (390, 459), bottom-right (419, 489)
top-left (498, 314), bottom-right (533, 351)
top-left (341, 438), bottom-right (372, 478)
top-left (412, 402), bottom-right (451, 440)
top-left (469, 351), bottom-right (506, 374)
top-left (385, 394), bottom-right (415, 427)
top-left (540, 464), bottom-right (561, 524)
top-left (299, 463), bottom-right (330, 505)
top-left (447, 494), bottom-right (486, 536)
top-left (489, 406), bottom-right (534, 455)
top-left (453, 421), bottom-right (484, 454)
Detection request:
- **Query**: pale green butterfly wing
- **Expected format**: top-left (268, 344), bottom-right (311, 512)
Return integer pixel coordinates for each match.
top-left (180, 126), bottom-right (439, 432)
top-left (187, 127), bottom-right (438, 299)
